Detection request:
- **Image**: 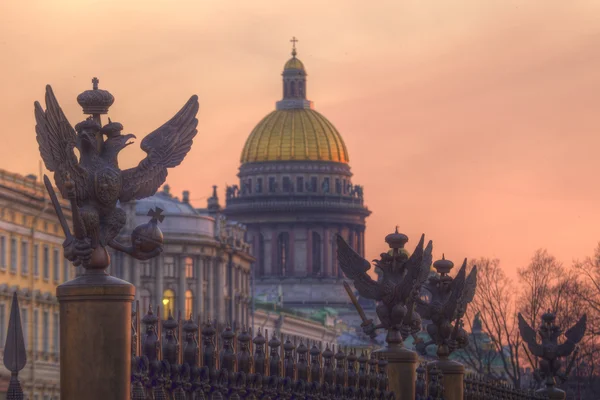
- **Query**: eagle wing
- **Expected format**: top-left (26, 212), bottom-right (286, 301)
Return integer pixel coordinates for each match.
top-left (336, 234), bottom-right (385, 301)
top-left (397, 235), bottom-right (433, 300)
top-left (442, 259), bottom-right (467, 320)
top-left (557, 314), bottom-right (587, 357)
top-left (518, 313), bottom-right (543, 357)
top-left (455, 264), bottom-right (477, 319)
top-left (119, 95), bottom-right (199, 202)
top-left (34, 85), bottom-right (88, 200)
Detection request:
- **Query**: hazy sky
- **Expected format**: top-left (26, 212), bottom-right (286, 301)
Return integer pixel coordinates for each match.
top-left (1, 0), bottom-right (599, 279)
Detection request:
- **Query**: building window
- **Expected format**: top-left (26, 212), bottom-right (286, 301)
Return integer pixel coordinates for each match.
top-left (53, 312), bottom-right (59, 355)
top-left (162, 289), bottom-right (175, 317)
top-left (277, 232), bottom-right (289, 276)
top-left (268, 177), bottom-right (276, 193)
top-left (142, 262), bottom-right (152, 278)
top-left (343, 179), bottom-right (347, 194)
top-left (296, 177), bottom-right (304, 193)
top-left (33, 244), bottom-right (39, 277)
top-left (140, 289), bottom-right (151, 315)
top-left (63, 258), bottom-right (70, 282)
top-left (164, 257), bottom-right (175, 277)
top-left (185, 257), bottom-right (194, 278)
top-left (43, 246), bottom-right (49, 280)
top-left (113, 251), bottom-right (123, 278)
top-left (322, 177), bottom-right (330, 193)
top-left (0, 236), bottom-right (5, 269)
top-left (43, 221), bottom-right (48, 231)
top-left (185, 290), bottom-right (193, 319)
top-left (22, 215), bottom-right (27, 226)
top-left (53, 248), bottom-right (60, 282)
top-left (21, 308), bottom-right (28, 350)
top-left (312, 232), bottom-right (322, 276)
top-left (0, 303), bottom-right (5, 346)
top-left (256, 178), bottom-right (263, 194)
top-left (43, 311), bottom-right (49, 354)
top-left (10, 237), bottom-right (17, 274)
top-left (310, 177), bottom-right (318, 193)
top-left (247, 179), bottom-right (252, 194)
top-left (282, 177), bottom-right (291, 192)
top-left (33, 309), bottom-right (38, 353)
top-left (258, 234), bottom-right (265, 277)
top-left (21, 241), bottom-right (28, 275)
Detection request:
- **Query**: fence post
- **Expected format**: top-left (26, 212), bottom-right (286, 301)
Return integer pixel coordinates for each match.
top-left (57, 272), bottom-right (135, 400)
top-left (375, 330), bottom-right (418, 400)
top-left (427, 358), bottom-right (464, 400)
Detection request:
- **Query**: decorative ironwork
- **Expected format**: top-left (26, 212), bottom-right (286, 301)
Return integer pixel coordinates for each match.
top-left (518, 311), bottom-right (587, 397)
top-left (337, 228), bottom-right (432, 346)
top-left (4, 293), bottom-right (26, 400)
top-left (34, 78), bottom-right (198, 273)
top-left (415, 255), bottom-right (477, 359)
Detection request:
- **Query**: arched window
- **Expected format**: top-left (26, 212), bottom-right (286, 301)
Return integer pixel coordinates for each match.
top-left (258, 233), bottom-right (265, 277)
top-left (139, 288), bottom-right (151, 315)
top-left (185, 290), bottom-right (194, 319)
top-left (162, 289), bottom-right (175, 318)
top-left (312, 232), bottom-right (322, 276)
top-left (277, 232), bottom-right (289, 276)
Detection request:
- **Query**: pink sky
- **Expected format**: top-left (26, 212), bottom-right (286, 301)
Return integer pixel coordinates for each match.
top-left (1, 0), bottom-right (599, 279)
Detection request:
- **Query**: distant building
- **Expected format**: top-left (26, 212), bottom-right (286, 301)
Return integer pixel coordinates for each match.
top-left (115, 185), bottom-right (254, 328)
top-left (0, 168), bottom-right (72, 399)
top-left (222, 42), bottom-right (375, 331)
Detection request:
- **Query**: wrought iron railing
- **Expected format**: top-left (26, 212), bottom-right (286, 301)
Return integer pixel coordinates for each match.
top-left (131, 303), bottom-right (395, 400)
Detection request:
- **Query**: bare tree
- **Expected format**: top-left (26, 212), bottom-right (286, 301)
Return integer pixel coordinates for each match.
top-left (455, 310), bottom-right (500, 377)
top-left (467, 257), bottom-right (522, 387)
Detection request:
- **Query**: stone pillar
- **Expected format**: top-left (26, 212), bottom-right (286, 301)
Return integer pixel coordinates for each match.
top-left (132, 259), bottom-right (141, 302)
top-left (58, 266), bottom-right (134, 399)
top-left (288, 229), bottom-right (295, 276)
top-left (323, 228), bottom-right (330, 277)
top-left (122, 254), bottom-right (131, 283)
top-left (375, 337), bottom-right (418, 400)
top-left (217, 256), bottom-right (226, 322)
top-left (230, 263), bottom-right (236, 324)
top-left (271, 230), bottom-right (278, 276)
top-left (155, 256), bottom-right (164, 308)
top-left (195, 256), bottom-right (204, 320)
top-left (427, 359), bottom-right (464, 400)
top-left (178, 255), bottom-right (186, 318)
top-left (306, 227), bottom-right (312, 276)
top-left (207, 257), bottom-right (215, 319)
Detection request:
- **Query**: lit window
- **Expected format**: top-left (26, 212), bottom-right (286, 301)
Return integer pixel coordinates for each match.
top-left (162, 289), bottom-right (175, 317)
top-left (185, 290), bottom-right (193, 319)
top-left (185, 257), bottom-right (194, 278)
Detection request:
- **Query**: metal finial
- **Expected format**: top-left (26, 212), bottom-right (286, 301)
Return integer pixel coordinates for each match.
top-left (92, 77), bottom-right (99, 90)
top-left (290, 36), bottom-right (298, 57)
top-left (4, 293), bottom-right (26, 373)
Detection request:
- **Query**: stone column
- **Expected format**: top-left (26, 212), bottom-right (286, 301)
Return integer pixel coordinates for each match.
top-left (271, 230), bottom-right (278, 276)
top-left (178, 255), bottom-right (186, 318)
top-left (132, 259), bottom-right (141, 302)
top-left (208, 257), bottom-right (215, 319)
top-left (427, 359), bottom-right (464, 400)
top-left (195, 256), bottom-right (204, 320)
top-left (217, 256), bottom-right (226, 322)
top-left (288, 229), bottom-right (295, 276)
top-left (122, 253), bottom-right (131, 283)
top-left (323, 228), bottom-right (330, 277)
top-left (155, 256), bottom-right (164, 308)
top-left (306, 227), bottom-right (312, 276)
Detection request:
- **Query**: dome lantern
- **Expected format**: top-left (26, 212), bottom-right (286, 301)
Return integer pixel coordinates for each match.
top-left (277, 36), bottom-right (313, 111)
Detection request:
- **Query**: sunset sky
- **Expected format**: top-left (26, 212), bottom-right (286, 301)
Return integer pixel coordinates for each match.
top-left (1, 0), bottom-right (599, 279)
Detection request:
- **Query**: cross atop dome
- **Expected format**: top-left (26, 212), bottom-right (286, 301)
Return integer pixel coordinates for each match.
top-left (290, 36), bottom-right (298, 57)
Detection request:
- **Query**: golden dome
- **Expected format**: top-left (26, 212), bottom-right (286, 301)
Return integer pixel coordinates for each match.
top-left (284, 57), bottom-right (305, 71)
top-left (240, 108), bottom-right (349, 164)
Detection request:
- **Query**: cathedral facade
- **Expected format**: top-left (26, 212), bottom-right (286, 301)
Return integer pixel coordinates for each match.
top-left (223, 43), bottom-right (371, 321)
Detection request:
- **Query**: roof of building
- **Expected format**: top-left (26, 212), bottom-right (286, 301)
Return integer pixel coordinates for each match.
top-left (240, 108), bottom-right (349, 164)
top-left (134, 186), bottom-right (198, 216)
top-left (284, 56), bottom-right (305, 71)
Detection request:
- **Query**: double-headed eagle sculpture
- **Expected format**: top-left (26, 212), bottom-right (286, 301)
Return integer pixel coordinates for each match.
top-left (337, 229), bottom-right (433, 342)
top-left (518, 311), bottom-right (586, 389)
top-left (34, 80), bottom-right (198, 270)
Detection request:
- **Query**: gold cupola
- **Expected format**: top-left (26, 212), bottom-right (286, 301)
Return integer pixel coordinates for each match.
top-left (240, 38), bottom-right (349, 164)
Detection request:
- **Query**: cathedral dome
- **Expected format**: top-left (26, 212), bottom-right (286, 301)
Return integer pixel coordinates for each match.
top-left (240, 108), bottom-right (349, 164)
top-left (240, 39), bottom-right (349, 164)
top-left (284, 57), bottom-right (305, 71)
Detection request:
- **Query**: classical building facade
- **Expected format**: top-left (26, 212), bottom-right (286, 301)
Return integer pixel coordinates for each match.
top-left (0, 169), bottom-right (72, 399)
top-left (223, 43), bottom-right (373, 325)
top-left (115, 185), bottom-right (254, 328)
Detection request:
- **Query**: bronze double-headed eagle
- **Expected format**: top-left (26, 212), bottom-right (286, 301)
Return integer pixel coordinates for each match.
top-left (34, 81), bottom-right (198, 270)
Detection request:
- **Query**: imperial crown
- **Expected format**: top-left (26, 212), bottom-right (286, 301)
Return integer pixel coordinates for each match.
top-left (76, 77), bottom-right (115, 115)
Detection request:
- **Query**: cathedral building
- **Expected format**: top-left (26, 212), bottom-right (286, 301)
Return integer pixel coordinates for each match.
top-left (223, 41), bottom-right (372, 324)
